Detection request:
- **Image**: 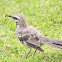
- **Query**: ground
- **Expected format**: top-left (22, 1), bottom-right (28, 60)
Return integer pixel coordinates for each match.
top-left (0, 0), bottom-right (62, 62)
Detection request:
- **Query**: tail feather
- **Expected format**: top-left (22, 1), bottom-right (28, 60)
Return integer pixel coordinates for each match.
top-left (41, 37), bottom-right (62, 50)
top-left (49, 39), bottom-right (62, 45)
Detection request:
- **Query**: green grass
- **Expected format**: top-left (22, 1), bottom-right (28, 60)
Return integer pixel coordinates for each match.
top-left (0, 0), bottom-right (62, 62)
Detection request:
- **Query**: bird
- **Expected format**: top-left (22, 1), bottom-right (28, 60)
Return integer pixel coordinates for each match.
top-left (5, 14), bottom-right (62, 58)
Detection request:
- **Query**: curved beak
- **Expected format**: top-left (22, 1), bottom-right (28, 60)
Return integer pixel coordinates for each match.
top-left (5, 15), bottom-right (20, 20)
top-left (5, 15), bottom-right (20, 22)
top-left (5, 15), bottom-right (14, 18)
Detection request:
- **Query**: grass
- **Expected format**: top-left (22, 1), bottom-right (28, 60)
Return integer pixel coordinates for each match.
top-left (0, 0), bottom-right (62, 62)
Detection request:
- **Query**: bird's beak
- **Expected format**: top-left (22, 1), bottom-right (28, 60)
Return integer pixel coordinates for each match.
top-left (5, 15), bottom-right (13, 18)
top-left (5, 15), bottom-right (20, 20)
top-left (5, 15), bottom-right (20, 22)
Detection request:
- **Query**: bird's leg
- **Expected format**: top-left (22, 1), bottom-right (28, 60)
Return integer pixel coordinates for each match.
top-left (25, 48), bottom-right (31, 58)
top-left (33, 49), bottom-right (37, 56)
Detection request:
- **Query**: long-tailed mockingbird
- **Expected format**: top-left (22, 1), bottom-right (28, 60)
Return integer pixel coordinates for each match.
top-left (5, 14), bottom-right (62, 58)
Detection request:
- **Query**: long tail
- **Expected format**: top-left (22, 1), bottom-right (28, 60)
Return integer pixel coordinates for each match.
top-left (41, 37), bottom-right (62, 50)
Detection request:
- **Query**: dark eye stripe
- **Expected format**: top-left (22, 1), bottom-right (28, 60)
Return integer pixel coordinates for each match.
top-left (13, 17), bottom-right (19, 20)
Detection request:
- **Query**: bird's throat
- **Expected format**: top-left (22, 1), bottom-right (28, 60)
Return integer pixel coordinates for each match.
top-left (16, 21), bottom-right (27, 29)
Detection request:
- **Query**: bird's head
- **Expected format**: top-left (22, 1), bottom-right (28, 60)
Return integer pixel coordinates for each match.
top-left (5, 14), bottom-right (25, 23)
top-left (5, 14), bottom-right (27, 28)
